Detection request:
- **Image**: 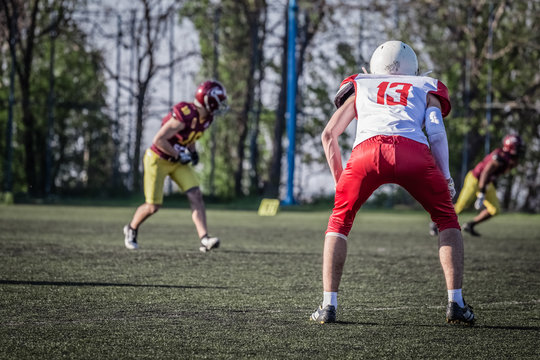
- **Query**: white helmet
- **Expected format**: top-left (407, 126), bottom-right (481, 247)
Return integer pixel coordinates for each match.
top-left (369, 41), bottom-right (419, 75)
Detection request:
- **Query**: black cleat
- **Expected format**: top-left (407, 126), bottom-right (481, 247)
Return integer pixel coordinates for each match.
top-left (310, 304), bottom-right (336, 324)
top-left (446, 301), bottom-right (475, 325)
top-left (463, 222), bottom-right (481, 236)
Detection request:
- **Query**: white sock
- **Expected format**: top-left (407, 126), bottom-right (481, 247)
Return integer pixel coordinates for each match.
top-left (448, 289), bottom-right (464, 307)
top-left (322, 291), bottom-right (338, 310)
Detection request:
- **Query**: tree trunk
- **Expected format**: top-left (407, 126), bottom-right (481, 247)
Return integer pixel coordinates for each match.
top-left (234, 2), bottom-right (264, 197)
top-left (265, 6), bottom-right (288, 198)
top-left (20, 89), bottom-right (38, 196)
top-left (132, 90), bottom-right (145, 192)
top-left (248, 5), bottom-right (267, 196)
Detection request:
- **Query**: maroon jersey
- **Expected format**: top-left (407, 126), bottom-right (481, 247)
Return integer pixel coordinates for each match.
top-left (150, 102), bottom-right (213, 160)
top-left (471, 148), bottom-right (515, 183)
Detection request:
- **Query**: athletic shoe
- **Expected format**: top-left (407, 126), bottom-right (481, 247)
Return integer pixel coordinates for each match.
top-left (446, 301), bottom-right (475, 325)
top-left (429, 221), bottom-right (439, 236)
top-left (123, 225), bottom-right (139, 250)
top-left (462, 222), bottom-right (481, 236)
top-left (310, 304), bottom-right (336, 324)
top-left (199, 235), bottom-right (220, 253)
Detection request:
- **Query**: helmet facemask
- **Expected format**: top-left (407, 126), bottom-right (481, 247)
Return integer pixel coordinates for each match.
top-left (195, 80), bottom-right (229, 116)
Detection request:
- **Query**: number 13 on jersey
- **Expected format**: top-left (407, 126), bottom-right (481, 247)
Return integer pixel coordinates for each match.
top-left (376, 82), bottom-right (413, 106)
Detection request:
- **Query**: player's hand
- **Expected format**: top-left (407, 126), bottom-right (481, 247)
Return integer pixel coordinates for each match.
top-left (447, 178), bottom-right (456, 199)
top-left (190, 150), bottom-right (199, 166)
top-left (177, 150), bottom-right (192, 164)
top-left (474, 192), bottom-right (485, 210)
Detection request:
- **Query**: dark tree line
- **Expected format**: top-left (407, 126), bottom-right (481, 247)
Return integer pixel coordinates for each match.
top-left (1, 0), bottom-right (113, 197)
top-left (1, 0), bottom-right (539, 212)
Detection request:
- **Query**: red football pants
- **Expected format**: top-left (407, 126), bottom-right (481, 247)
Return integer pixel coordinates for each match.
top-left (327, 135), bottom-right (459, 236)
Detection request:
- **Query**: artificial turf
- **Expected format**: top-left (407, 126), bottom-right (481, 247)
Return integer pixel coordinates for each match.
top-left (0, 204), bottom-right (538, 359)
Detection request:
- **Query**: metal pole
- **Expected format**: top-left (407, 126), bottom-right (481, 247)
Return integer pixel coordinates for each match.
top-left (283, 0), bottom-right (297, 205)
top-left (45, 13), bottom-right (57, 196)
top-left (485, 1), bottom-right (493, 155)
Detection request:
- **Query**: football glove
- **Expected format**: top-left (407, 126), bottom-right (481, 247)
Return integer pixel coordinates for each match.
top-left (177, 150), bottom-right (192, 164)
top-left (190, 150), bottom-right (199, 166)
top-left (474, 192), bottom-right (485, 210)
top-left (447, 178), bottom-right (456, 199)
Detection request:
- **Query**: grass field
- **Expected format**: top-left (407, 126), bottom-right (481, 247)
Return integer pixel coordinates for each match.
top-left (1, 204), bottom-right (539, 359)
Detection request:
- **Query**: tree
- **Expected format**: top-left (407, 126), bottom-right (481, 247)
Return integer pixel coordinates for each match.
top-left (102, 0), bottom-right (197, 192)
top-left (182, 0), bottom-right (269, 198)
top-left (1, 0), bottom-right (66, 196)
top-left (265, 0), bottom-right (328, 199)
top-left (1, 0), bottom-right (115, 197)
top-left (393, 0), bottom-right (540, 211)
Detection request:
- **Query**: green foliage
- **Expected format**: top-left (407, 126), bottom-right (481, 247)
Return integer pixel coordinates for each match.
top-left (0, 0), bottom-right (114, 196)
top-left (3, 1), bottom-right (538, 209)
top-left (182, 0), bottom-right (269, 197)
top-left (35, 32), bottom-right (113, 195)
top-left (383, 1), bottom-right (540, 209)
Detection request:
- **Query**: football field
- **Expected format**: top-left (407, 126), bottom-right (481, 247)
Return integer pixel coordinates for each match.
top-left (1, 204), bottom-right (538, 359)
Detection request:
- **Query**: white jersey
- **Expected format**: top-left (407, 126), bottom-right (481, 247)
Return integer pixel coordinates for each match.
top-left (344, 74), bottom-right (451, 149)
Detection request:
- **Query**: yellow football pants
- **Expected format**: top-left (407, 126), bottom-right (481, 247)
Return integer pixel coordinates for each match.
top-left (143, 149), bottom-right (199, 205)
top-left (454, 171), bottom-right (500, 216)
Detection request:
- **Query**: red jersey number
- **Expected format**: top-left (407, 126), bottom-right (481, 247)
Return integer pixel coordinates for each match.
top-left (376, 82), bottom-right (412, 106)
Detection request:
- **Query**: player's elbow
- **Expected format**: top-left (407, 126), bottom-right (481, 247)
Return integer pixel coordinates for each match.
top-left (152, 134), bottom-right (163, 146)
top-left (321, 127), bottom-right (336, 146)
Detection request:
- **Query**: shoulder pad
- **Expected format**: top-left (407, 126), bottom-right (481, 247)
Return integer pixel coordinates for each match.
top-left (333, 74), bottom-right (357, 109)
top-left (428, 81), bottom-right (451, 117)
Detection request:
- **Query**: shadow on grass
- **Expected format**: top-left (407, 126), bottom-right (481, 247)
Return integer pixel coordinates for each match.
top-left (324, 321), bottom-right (540, 331)
top-left (0, 279), bottom-right (230, 290)
top-left (475, 324), bottom-right (540, 331)
top-left (220, 249), bottom-right (319, 256)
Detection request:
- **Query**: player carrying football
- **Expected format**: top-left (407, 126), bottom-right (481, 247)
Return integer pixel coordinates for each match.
top-left (310, 41), bottom-right (475, 325)
top-left (444, 134), bottom-right (523, 237)
top-left (123, 80), bottom-right (228, 253)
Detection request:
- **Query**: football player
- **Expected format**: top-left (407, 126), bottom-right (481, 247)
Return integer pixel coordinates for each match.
top-left (310, 41), bottom-right (475, 325)
top-left (123, 80), bottom-right (228, 253)
top-left (453, 134), bottom-right (523, 236)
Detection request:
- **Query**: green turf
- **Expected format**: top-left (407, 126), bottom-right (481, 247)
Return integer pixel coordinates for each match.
top-left (0, 204), bottom-right (539, 359)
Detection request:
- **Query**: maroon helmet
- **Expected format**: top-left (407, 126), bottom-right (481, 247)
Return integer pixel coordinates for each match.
top-left (502, 134), bottom-right (524, 156)
top-left (194, 80), bottom-right (229, 115)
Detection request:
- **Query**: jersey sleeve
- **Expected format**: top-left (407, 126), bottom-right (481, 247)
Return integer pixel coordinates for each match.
top-left (333, 74), bottom-right (358, 109)
top-left (171, 102), bottom-right (198, 126)
top-left (428, 80), bottom-right (451, 117)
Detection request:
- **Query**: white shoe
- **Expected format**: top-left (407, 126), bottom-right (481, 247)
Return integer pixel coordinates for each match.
top-left (199, 235), bottom-right (220, 253)
top-left (123, 225), bottom-right (139, 250)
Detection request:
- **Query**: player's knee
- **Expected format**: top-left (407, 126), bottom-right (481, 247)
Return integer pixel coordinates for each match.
top-left (186, 187), bottom-right (203, 204)
top-left (432, 213), bottom-right (460, 232)
top-left (327, 214), bottom-right (354, 237)
top-left (146, 203), bottom-right (161, 214)
top-left (488, 205), bottom-right (500, 216)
